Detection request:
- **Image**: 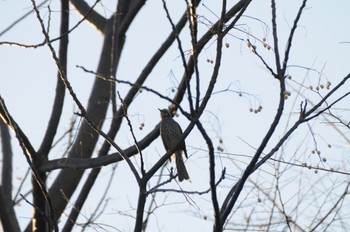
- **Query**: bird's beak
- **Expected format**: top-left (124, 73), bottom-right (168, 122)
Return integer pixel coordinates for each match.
top-left (158, 108), bottom-right (162, 112)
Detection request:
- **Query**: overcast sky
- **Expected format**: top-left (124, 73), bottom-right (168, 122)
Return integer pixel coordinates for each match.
top-left (1, 1), bottom-right (350, 231)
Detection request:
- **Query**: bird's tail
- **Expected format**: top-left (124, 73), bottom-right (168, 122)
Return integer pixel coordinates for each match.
top-left (175, 150), bottom-right (190, 182)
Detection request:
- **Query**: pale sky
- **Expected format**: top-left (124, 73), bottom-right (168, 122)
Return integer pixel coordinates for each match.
top-left (1, 0), bottom-right (350, 231)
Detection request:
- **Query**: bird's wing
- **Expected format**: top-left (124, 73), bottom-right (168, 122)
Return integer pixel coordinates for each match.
top-left (160, 126), bottom-right (173, 162)
top-left (160, 127), bottom-right (170, 150)
top-left (176, 122), bottom-right (188, 158)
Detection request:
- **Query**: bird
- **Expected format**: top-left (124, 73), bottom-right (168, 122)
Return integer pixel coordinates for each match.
top-left (159, 108), bottom-right (190, 182)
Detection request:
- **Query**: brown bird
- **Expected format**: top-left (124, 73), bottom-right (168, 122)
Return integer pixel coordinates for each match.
top-left (159, 108), bottom-right (190, 181)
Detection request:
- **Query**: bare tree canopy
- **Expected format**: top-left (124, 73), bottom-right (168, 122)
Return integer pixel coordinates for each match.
top-left (1, 0), bottom-right (350, 231)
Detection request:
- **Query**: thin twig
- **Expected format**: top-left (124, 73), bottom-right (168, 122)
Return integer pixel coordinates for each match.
top-left (161, 0), bottom-right (194, 113)
top-left (117, 92), bottom-right (145, 175)
top-left (0, 0), bottom-right (102, 48)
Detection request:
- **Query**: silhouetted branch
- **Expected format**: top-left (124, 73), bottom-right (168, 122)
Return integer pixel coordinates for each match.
top-left (0, 122), bottom-right (20, 231)
top-left (0, 0), bottom-right (50, 37)
top-left (0, 0), bottom-right (103, 48)
top-left (70, 0), bottom-right (106, 34)
top-left (310, 181), bottom-right (350, 231)
top-left (0, 94), bottom-right (57, 231)
top-left (282, 0), bottom-right (308, 73)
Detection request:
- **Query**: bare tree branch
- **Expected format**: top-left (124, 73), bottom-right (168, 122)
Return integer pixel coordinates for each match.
top-left (310, 181), bottom-right (350, 231)
top-left (282, 0), bottom-right (308, 73)
top-left (0, 0), bottom-right (50, 37)
top-left (0, 95), bottom-right (57, 231)
top-left (27, 0), bottom-right (115, 228)
top-left (38, 0), bottom-right (69, 161)
top-left (70, 0), bottom-right (106, 34)
top-left (3, 0), bottom-right (350, 231)
top-left (0, 122), bottom-right (20, 232)
top-left (270, 0), bottom-right (281, 74)
top-left (162, 0), bottom-right (194, 113)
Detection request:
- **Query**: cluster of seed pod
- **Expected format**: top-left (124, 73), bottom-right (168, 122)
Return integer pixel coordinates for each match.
top-left (283, 90), bottom-right (292, 99)
top-left (249, 105), bottom-right (263, 114)
top-left (247, 42), bottom-right (257, 53)
top-left (247, 38), bottom-right (271, 53)
top-left (309, 81), bottom-right (331, 91)
top-left (206, 58), bottom-right (214, 64)
top-left (217, 138), bottom-right (224, 152)
top-left (262, 38), bottom-right (271, 50)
